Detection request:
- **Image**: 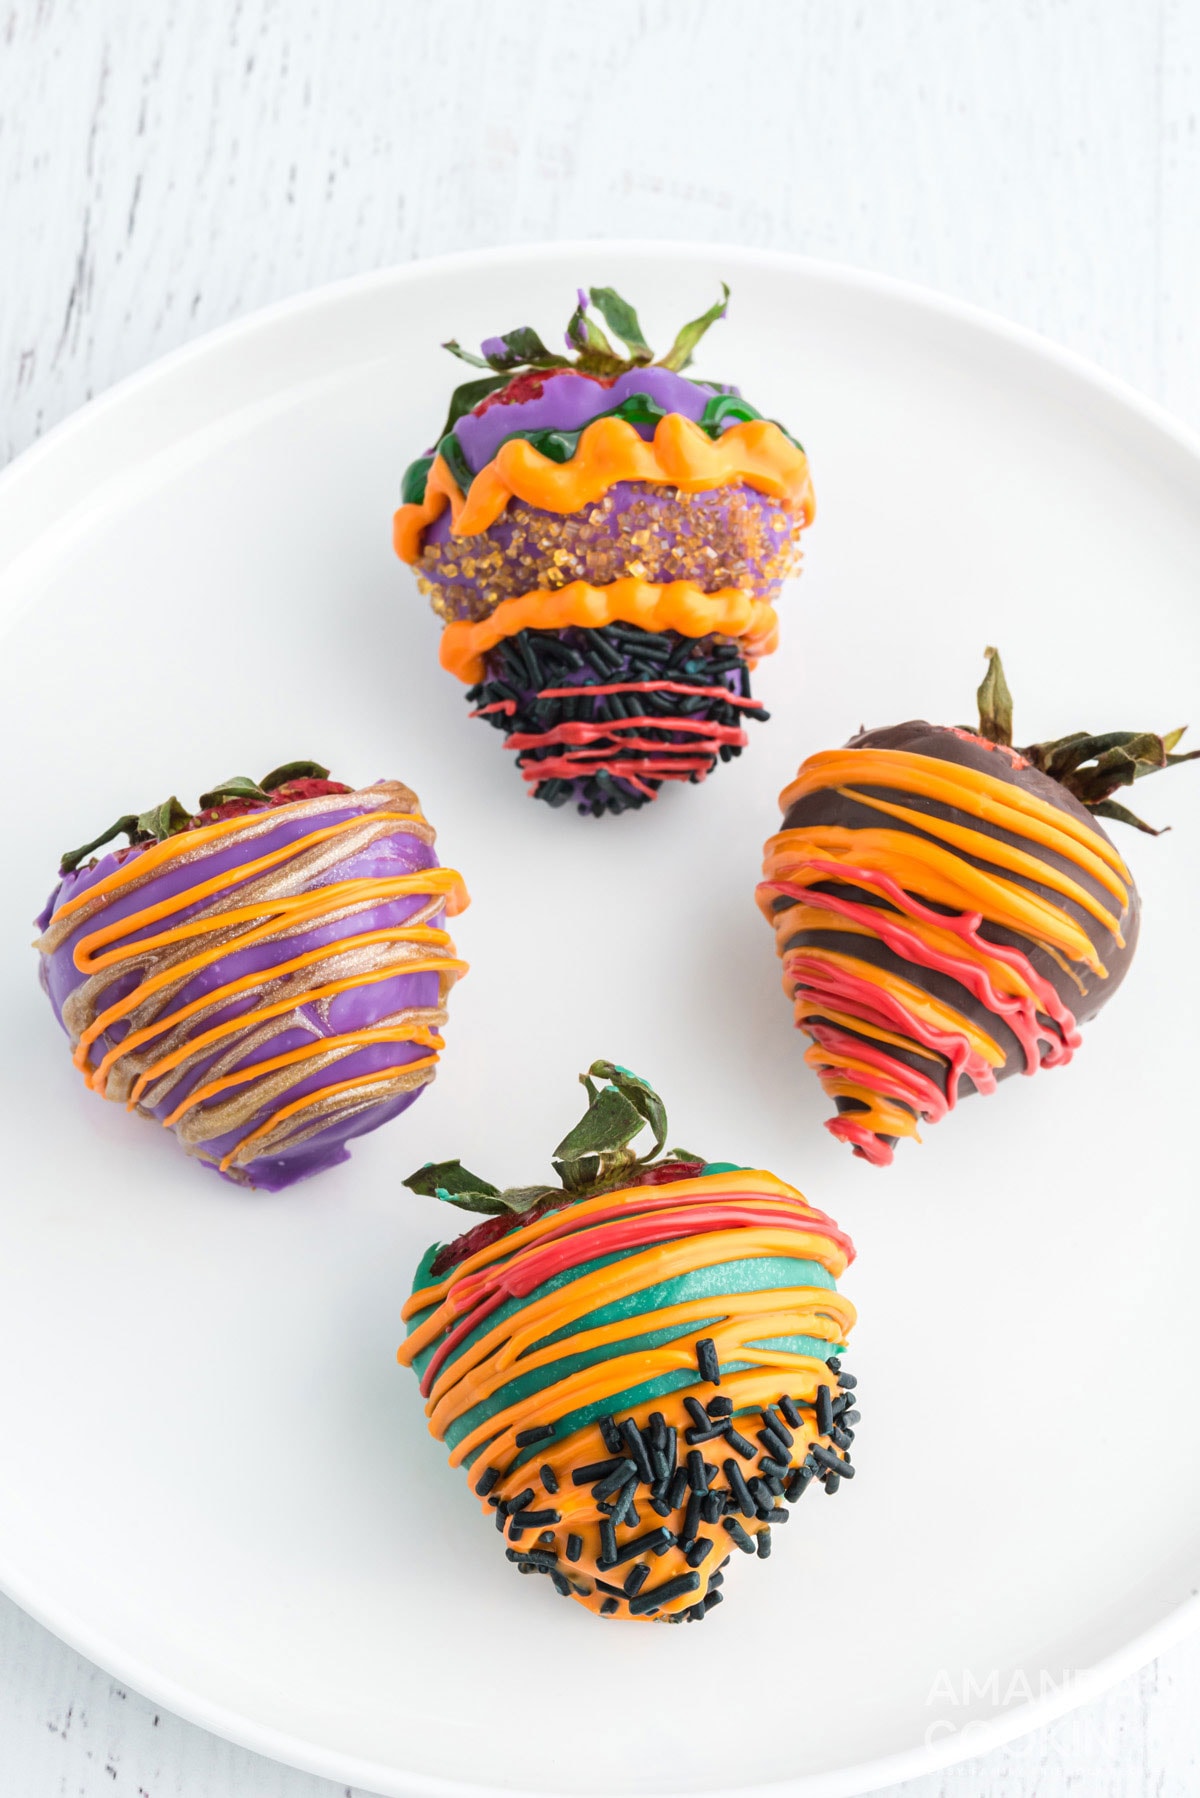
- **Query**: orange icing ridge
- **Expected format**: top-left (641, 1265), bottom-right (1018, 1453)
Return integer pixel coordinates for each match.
top-left (393, 414), bottom-right (814, 564)
top-left (758, 745), bottom-right (1133, 1162)
top-left (399, 1170), bottom-right (858, 1621)
top-left (438, 578), bottom-right (779, 685)
top-left (37, 784), bottom-right (469, 1182)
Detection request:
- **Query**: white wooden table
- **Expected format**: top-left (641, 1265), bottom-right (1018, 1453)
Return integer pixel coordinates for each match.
top-left (3, 1), bottom-right (1199, 1791)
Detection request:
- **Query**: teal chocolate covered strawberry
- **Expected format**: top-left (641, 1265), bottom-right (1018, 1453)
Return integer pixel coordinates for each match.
top-left (398, 1062), bottom-right (858, 1622)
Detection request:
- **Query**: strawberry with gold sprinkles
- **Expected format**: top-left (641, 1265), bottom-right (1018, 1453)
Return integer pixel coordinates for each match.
top-left (394, 286), bottom-right (814, 816)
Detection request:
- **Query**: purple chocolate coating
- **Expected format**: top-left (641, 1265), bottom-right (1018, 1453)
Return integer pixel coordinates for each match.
top-left (37, 797), bottom-right (454, 1191)
top-left (418, 480), bottom-right (799, 623)
top-left (451, 367), bottom-right (729, 472)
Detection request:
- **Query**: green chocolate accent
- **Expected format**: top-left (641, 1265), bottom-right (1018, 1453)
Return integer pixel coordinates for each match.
top-left (401, 455), bottom-right (434, 506)
top-left (398, 389), bottom-right (802, 509)
top-left (407, 1246), bottom-right (842, 1461)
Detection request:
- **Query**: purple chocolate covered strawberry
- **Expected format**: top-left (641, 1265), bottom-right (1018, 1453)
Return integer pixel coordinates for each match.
top-left (35, 761), bottom-right (469, 1190)
top-left (394, 287), bottom-right (815, 816)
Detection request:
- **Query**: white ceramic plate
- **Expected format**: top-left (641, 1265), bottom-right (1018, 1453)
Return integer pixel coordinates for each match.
top-left (1, 244), bottom-right (1198, 1798)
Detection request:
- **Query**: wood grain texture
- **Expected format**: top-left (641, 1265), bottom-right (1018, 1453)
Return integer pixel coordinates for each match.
top-left (1, 0), bottom-right (1198, 1792)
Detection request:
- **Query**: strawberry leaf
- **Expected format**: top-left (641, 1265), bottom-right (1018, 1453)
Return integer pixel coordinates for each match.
top-left (657, 283), bottom-right (730, 372)
top-left (588, 287), bottom-right (652, 361)
top-left (59, 815), bottom-right (142, 875)
top-left (135, 797), bottom-right (192, 843)
top-left (197, 777), bottom-right (269, 810)
top-left (259, 761), bottom-right (331, 791)
top-left (976, 646), bottom-right (1014, 746)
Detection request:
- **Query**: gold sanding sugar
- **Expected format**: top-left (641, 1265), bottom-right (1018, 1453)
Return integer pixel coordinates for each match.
top-left (415, 485), bottom-right (805, 624)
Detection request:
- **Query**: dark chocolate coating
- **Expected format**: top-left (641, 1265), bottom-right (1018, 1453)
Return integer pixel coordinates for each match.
top-left (779, 719), bottom-right (1139, 1102)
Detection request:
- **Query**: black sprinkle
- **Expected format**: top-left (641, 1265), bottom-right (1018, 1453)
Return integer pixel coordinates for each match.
top-left (785, 1463), bottom-right (816, 1502)
top-left (686, 1450), bottom-right (709, 1495)
top-left (779, 1395), bottom-right (805, 1430)
top-left (572, 1457), bottom-right (623, 1486)
top-left (623, 1562), bottom-right (650, 1598)
top-left (756, 1529), bottom-right (772, 1560)
top-left (663, 1425), bottom-right (678, 1474)
top-left (837, 1371), bottom-right (858, 1390)
top-left (566, 1533), bottom-right (583, 1562)
top-left (511, 1509), bottom-right (559, 1530)
top-left (826, 1356), bottom-right (842, 1373)
top-left (502, 1487), bottom-right (536, 1516)
top-left (667, 1467), bottom-right (689, 1510)
top-left (810, 1443), bottom-right (853, 1477)
top-left (600, 1597), bottom-right (619, 1616)
top-left (762, 1406), bottom-right (795, 1448)
top-left (609, 1483), bottom-right (637, 1530)
top-left (605, 1527), bottom-right (675, 1568)
top-left (747, 1477), bottom-right (775, 1519)
top-left (599, 1518), bottom-right (618, 1565)
top-left (619, 1418), bottom-right (654, 1485)
top-left (684, 1425), bottom-right (726, 1446)
top-left (725, 1427), bottom-right (756, 1460)
top-left (515, 1423), bottom-right (556, 1448)
top-left (696, 1338), bottom-right (721, 1385)
top-left (706, 1397), bottom-right (734, 1418)
top-left (825, 1473), bottom-right (842, 1495)
top-left (681, 1490), bottom-right (703, 1549)
top-left (724, 1458), bottom-right (756, 1519)
top-left (683, 1396), bottom-right (711, 1432)
top-left (686, 1536), bottom-right (715, 1569)
top-left (599, 1415), bottom-right (623, 1453)
top-left (628, 1572), bottom-right (701, 1617)
top-left (551, 1571), bottom-right (572, 1597)
top-left (759, 1457), bottom-right (792, 1482)
top-left (473, 1466), bottom-right (500, 1497)
top-left (540, 1464), bottom-right (559, 1494)
top-left (702, 1491), bottom-right (723, 1524)
top-left (591, 1458), bottom-right (637, 1500)
top-left (703, 1588), bottom-right (723, 1612)
top-left (757, 1427), bottom-right (791, 1464)
top-left (816, 1385), bottom-right (834, 1436)
top-left (595, 1579), bottom-right (626, 1597)
top-left (722, 1516), bottom-right (756, 1555)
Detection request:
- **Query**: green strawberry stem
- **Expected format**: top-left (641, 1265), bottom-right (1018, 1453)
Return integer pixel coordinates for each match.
top-left (437, 283), bottom-right (730, 437)
top-left (402, 1061), bottom-right (704, 1217)
top-left (58, 761), bottom-right (333, 873)
top-left (975, 647), bottom-right (1199, 834)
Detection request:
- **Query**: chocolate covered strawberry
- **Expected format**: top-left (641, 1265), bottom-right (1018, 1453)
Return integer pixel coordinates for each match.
top-left (758, 650), bottom-right (1198, 1164)
top-left (36, 762), bottom-right (468, 1189)
top-left (393, 286), bottom-right (814, 815)
top-left (399, 1061), bottom-right (858, 1622)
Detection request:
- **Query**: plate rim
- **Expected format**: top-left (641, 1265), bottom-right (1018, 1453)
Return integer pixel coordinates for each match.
top-left (3, 237), bottom-right (1198, 1798)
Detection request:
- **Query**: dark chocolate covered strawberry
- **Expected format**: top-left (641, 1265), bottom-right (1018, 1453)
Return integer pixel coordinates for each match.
top-left (393, 286), bottom-right (814, 816)
top-left (36, 762), bottom-right (468, 1189)
top-left (399, 1061), bottom-right (858, 1622)
top-left (757, 650), bottom-right (1198, 1164)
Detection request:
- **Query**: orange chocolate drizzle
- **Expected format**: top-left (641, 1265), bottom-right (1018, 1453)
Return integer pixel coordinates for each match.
top-left (37, 783), bottom-right (469, 1180)
top-left (400, 1170), bottom-right (857, 1621)
top-left (757, 746), bottom-right (1134, 1163)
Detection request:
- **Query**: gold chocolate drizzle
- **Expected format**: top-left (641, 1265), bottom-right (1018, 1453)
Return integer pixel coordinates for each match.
top-left (37, 782), bottom-right (469, 1182)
